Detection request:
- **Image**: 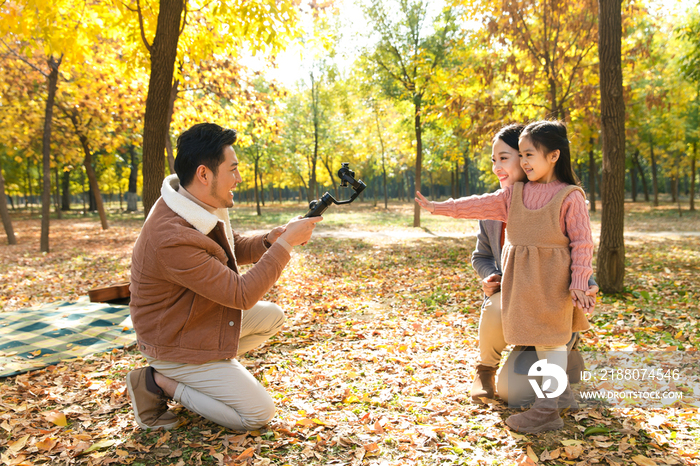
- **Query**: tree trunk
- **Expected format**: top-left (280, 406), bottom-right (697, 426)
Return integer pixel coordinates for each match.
top-left (649, 135), bottom-right (659, 206)
top-left (0, 164), bottom-right (17, 245)
top-left (254, 156), bottom-right (261, 216)
top-left (309, 71), bottom-right (319, 204)
top-left (632, 150), bottom-right (649, 202)
top-left (53, 166), bottom-right (62, 219)
top-left (88, 178), bottom-right (97, 212)
top-left (630, 160), bottom-right (637, 202)
top-left (165, 78), bottom-right (180, 175)
top-left (80, 138), bottom-right (109, 230)
top-left (373, 107), bottom-right (389, 209)
top-left (463, 148), bottom-right (471, 196)
top-left (589, 144), bottom-right (597, 212)
top-left (25, 159), bottom-right (30, 213)
top-left (141, 0), bottom-right (185, 217)
top-left (596, 0), bottom-right (626, 293)
top-left (63, 108), bottom-right (109, 229)
top-left (61, 168), bottom-right (71, 211)
top-left (40, 56), bottom-right (61, 252)
top-left (672, 151), bottom-right (681, 205)
top-left (80, 168), bottom-right (86, 215)
top-left (127, 144), bottom-right (139, 211)
top-left (259, 171), bottom-right (265, 207)
top-left (322, 156), bottom-right (338, 198)
top-left (413, 95), bottom-right (422, 227)
top-left (691, 141), bottom-right (697, 211)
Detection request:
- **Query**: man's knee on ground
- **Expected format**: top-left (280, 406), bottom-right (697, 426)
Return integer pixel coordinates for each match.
top-left (239, 395), bottom-right (277, 431)
top-left (259, 301), bottom-right (286, 330)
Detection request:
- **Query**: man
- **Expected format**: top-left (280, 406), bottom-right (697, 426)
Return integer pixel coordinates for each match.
top-left (127, 122), bottom-right (321, 431)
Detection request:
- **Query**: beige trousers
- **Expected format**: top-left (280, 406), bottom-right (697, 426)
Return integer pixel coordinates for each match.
top-left (479, 292), bottom-right (568, 405)
top-left (146, 301), bottom-right (285, 431)
top-left (478, 291), bottom-right (508, 368)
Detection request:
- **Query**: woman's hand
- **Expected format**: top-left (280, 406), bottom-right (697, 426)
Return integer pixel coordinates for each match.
top-left (582, 285), bottom-right (598, 317)
top-left (482, 273), bottom-right (502, 297)
top-left (414, 192), bottom-right (435, 213)
top-left (571, 289), bottom-right (595, 315)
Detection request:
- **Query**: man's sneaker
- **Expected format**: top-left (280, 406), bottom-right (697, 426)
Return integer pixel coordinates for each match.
top-left (126, 367), bottom-right (178, 430)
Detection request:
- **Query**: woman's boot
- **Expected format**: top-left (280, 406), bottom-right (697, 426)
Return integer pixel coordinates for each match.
top-left (505, 396), bottom-right (563, 433)
top-left (470, 364), bottom-right (498, 403)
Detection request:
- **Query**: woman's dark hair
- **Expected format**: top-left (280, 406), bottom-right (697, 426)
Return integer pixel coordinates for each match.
top-left (492, 123), bottom-right (526, 151)
top-left (175, 123), bottom-right (238, 187)
top-left (520, 120), bottom-right (580, 186)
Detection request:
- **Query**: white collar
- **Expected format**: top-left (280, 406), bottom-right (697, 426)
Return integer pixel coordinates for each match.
top-left (159, 174), bottom-right (219, 235)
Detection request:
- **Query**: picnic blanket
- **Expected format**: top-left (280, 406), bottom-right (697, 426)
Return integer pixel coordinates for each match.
top-left (0, 298), bottom-right (135, 378)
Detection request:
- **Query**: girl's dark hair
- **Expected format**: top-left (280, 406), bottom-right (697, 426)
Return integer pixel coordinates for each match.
top-left (492, 123), bottom-right (526, 151)
top-left (520, 120), bottom-right (580, 186)
top-left (175, 123), bottom-right (238, 187)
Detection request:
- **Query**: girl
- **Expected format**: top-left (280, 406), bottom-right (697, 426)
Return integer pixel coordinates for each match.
top-left (416, 120), bottom-right (595, 433)
top-left (469, 124), bottom-right (598, 410)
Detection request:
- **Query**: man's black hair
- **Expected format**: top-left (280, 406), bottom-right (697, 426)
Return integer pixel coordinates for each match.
top-left (175, 123), bottom-right (238, 187)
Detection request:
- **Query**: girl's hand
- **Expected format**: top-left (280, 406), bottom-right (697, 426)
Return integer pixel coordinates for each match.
top-left (414, 192), bottom-right (435, 213)
top-left (571, 289), bottom-right (595, 315)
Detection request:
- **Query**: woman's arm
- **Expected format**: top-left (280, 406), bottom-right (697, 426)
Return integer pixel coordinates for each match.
top-left (472, 220), bottom-right (501, 279)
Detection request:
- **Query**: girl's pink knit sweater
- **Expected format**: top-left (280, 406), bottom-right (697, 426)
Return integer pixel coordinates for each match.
top-left (432, 180), bottom-right (594, 291)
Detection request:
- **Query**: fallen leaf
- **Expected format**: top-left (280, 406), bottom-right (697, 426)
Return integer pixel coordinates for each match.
top-left (632, 455), bottom-right (657, 466)
top-left (509, 430), bottom-right (528, 440)
top-left (564, 444), bottom-right (584, 459)
top-left (584, 426), bottom-right (611, 436)
top-left (82, 439), bottom-right (117, 454)
top-left (516, 453), bottom-right (538, 465)
top-left (42, 410), bottom-right (67, 427)
top-left (236, 447), bottom-right (255, 461)
top-left (7, 434), bottom-right (30, 455)
top-left (35, 437), bottom-right (57, 451)
top-left (526, 445), bottom-right (539, 463)
top-left (561, 439), bottom-right (584, 446)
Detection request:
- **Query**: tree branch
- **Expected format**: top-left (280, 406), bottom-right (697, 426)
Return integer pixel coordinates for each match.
top-left (0, 38), bottom-right (47, 77)
top-left (135, 0), bottom-right (153, 54)
top-left (179, 0), bottom-right (188, 36)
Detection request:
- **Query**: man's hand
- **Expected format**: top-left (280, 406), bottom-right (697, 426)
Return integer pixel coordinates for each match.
top-left (482, 273), bottom-right (502, 297)
top-left (279, 216), bottom-right (323, 247)
top-left (266, 226), bottom-right (286, 245)
top-left (414, 192), bottom-right (435, 213)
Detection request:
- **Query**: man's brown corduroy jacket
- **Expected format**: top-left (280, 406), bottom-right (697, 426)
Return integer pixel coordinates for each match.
top-left (129, 176), bottom-right (291, 364)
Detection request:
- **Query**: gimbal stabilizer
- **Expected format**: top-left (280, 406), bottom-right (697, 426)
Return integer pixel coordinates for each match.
top-left (304, 163), bottom-right (367, 218)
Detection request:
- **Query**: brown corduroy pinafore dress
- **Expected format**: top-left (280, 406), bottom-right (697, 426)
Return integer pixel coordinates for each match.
top-left (500, 182), bottom-right (591, 346)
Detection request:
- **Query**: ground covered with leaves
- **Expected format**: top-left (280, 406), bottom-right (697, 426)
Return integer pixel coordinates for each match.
top-left (1, 202), bottom-right (699, 465)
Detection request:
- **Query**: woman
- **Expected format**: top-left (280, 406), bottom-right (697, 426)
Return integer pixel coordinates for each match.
top-left (460, 124), bottom-right (597, 407)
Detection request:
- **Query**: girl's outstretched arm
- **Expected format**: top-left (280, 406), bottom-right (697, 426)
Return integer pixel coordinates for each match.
top-left (415, 192), bottom-right (435, 213)
top-left (415, 189), bottom-right (511, 222)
